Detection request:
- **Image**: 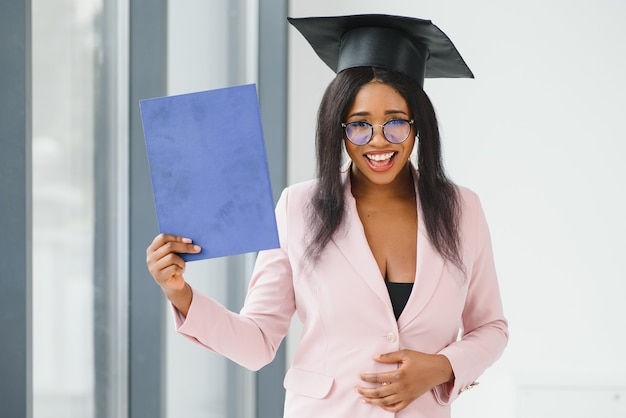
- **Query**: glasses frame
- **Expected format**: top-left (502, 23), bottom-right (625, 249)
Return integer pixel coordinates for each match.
top-left (341, 119), bottom-right (415, 145)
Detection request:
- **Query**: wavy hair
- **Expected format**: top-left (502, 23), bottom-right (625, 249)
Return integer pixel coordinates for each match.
top-left (306, 66), bottom-right (463, 271)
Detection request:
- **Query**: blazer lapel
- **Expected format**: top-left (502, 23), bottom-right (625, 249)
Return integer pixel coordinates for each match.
top-left (330, 170), bottom-right (393, 310)
top-left (398, 170), bottom-right (445, 329)
top-left (329, 164), bottom-right (446, 324)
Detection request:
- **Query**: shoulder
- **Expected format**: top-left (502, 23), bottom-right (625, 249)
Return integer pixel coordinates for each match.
top-left (453, 184), bottom-right (494, 248)
top-left (280, 178), bottom-right (318, 200)
top-left (273, 179), bottom-right (319, 245)
top-left (454, 184), bottom-right (487, 223)
top-left (285, 178), bottom-right (318, 194)
top-left (456, 184), bottom-right (480, 206)
top-left (275, 178), bottom-right (319, 212)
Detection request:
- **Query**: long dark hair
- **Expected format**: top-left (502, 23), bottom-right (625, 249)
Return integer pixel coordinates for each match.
top-left (306, 66), bottom-right (463, 271)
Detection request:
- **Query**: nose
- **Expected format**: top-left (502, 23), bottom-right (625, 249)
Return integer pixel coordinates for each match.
top-left (369, 124), bottom-right (387, 145)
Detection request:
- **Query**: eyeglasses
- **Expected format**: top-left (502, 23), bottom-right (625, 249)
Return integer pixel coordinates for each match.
top-left (341, 119), bottom-right (414, 145)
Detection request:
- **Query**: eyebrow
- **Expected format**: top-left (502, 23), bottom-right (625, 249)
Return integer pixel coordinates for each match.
top-left (347, 109), bottom-right (409, 118)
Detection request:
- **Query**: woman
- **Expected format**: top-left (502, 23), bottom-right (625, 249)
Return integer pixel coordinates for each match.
top-left (147, 14), bottom-right (508, 417)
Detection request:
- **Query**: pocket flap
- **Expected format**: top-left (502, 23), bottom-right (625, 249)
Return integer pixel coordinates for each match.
top-left (283, 368), bottom-right (334, 399)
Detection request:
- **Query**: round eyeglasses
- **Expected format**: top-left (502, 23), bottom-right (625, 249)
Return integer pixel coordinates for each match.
top-left (341, 119), bottom-right (415, 146)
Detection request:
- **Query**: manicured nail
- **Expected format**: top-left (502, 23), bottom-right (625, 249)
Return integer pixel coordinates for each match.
top-left (182, 237), bottom-right (192, 243)
top-left (193, 245), bottom-right (201, 252)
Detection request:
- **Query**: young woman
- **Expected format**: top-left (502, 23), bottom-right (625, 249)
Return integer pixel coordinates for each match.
top-left (147, 15), bottom-right (508, 418)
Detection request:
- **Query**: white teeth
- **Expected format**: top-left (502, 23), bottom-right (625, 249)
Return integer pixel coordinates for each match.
top-left (366, 152), bottom-right (395, 161)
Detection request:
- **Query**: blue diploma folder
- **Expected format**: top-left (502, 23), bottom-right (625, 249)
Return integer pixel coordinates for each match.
top-left (140, 84), bottom-right (279, 261)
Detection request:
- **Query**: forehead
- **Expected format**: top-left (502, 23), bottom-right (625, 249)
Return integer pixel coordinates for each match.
top-left (348, 82), bottom-right (409, 114)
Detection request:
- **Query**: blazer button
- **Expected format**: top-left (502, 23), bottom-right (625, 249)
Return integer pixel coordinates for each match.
top-left (385, 332), bottom-right (397, 343)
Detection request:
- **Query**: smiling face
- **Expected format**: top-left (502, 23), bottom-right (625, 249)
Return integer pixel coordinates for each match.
top-left (344, 81), bottom-right (416, 188)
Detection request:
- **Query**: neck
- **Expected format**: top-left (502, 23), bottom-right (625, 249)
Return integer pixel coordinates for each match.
top-left (350, 162), bottom-right (415, 200)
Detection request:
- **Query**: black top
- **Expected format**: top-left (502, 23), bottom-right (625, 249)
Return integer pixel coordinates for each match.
top-left (385, 281), bottom-right (414, 320)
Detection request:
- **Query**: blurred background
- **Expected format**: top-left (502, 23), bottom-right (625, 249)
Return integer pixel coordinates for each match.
top-left (2, 0), bottom-right (625, 417)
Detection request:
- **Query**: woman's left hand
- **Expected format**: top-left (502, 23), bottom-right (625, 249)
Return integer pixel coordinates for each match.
top-left (355, 350), bottom-right (454, 412)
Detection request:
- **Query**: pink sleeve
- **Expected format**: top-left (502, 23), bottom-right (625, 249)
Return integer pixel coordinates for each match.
top-left (433, 192), bottom-right (509, 404)
top-left (172, 188), bottom-right (296, 371)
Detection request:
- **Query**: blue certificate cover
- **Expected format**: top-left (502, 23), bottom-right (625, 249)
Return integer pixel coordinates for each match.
top-left (140, 84), bottom-right (279, 261)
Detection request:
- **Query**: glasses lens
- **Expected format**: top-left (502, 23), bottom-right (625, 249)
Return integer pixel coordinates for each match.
top-left (345, 122), bottom-right (372, 145)
top-left (383, 120), bottom-right (411, 144)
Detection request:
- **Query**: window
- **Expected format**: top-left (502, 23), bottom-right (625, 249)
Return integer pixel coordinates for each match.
top-left (32, 1), bottom-right (128, 416)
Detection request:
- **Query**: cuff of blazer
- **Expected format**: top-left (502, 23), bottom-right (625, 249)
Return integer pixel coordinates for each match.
top-left (433, 345), bottom-right (482, 405)
top-left (170, 285), bottom-right (226, 352)
top-left (432, 349), bottom-right (481, 405)
top-left (433, 378), bottom-right (480, 405)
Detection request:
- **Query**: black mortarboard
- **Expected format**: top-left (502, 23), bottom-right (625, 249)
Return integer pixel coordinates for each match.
top-left (288, 14), bottom-right (474, 87)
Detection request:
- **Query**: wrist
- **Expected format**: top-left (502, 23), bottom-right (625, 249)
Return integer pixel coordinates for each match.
top-left (164, 282), bottom-right (193, 317)
top-left (434, 354), bottom-right (455, 385)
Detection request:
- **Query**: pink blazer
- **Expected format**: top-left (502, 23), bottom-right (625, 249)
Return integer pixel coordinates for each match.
top-left (174, 169), bottom-right (508, 418)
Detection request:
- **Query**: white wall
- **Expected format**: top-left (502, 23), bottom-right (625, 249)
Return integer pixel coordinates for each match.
top-left (288, 1), bottom-right (626, 417)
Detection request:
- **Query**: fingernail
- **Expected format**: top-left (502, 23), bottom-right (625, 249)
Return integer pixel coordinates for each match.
top-left (193, 245), bottom-right (201, 252)
top-left (182, 237), bottom-right (192, 243)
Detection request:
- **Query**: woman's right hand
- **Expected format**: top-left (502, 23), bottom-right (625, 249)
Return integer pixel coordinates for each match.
top-left (146, 233), bottom-right (201, 316)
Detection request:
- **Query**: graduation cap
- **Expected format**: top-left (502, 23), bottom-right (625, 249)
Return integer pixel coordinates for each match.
top-left (288, 14), bottom-right (474, 87)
